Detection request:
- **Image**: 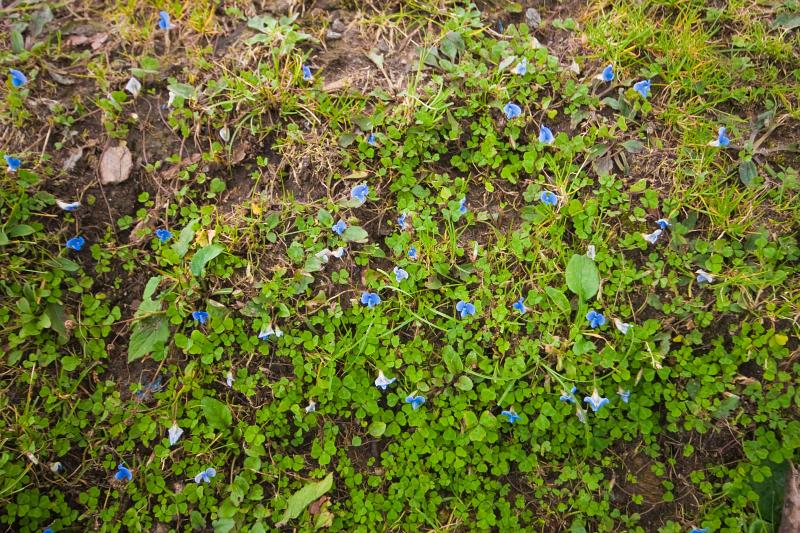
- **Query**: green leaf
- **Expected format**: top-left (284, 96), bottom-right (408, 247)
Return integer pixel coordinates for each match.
top-left (191, 244), bottom-right (225, 277)
top-left (442, 345), bottom-right (463, 374)
top-left (275, 473), bottom-right (334, 527)
top-left (739, 160), bottom-right (758, 187)
top-left (621, 139), bottom-right (645, 153)
top-left (565, 254), bottom-right (600, 301)
top-left (317, 208), bottom-right (333, 227)
top-left (172, 218), bottom-right (198, 257)
top-left (46, 257), bottom-right (81, 272)
top-left (61, 356), bottom-right (80, 372)
top-left (11, 30), bottom-right (25, 53)
top-left (368, 421), bottom-right (386, 437)
top-left (545, 286), bottom-right (571, 314)
top-left (750, 460), bottom-right (788, 527)
top-left (128, 315), bottom-right (169, 362)
top-left (341, 226), bottom-right (369, 243)
top-left (168, 82), bottom-right (197, 100)
top-left (713, 394), bottom-right (740, 420)
top-left (8, 224), bottom-right (36, 238)
top-left (202, 397), bottom-right (233, 431)
top-left (455, 375), bottom-right (473, 391)
top-left (339, 133), bottom-right (357, 147)
top-left (440, 31), bottom-right (465, 61)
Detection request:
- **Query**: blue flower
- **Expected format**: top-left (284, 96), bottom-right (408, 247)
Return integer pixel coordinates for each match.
top-left (155, 229), bottom-right (172, 242)
top-left (512, 297), bottom-right (526, 314)
top-left (560, 386), bottom-right (578, 403)
top-left (66, 236), bottom-right (85, 251)
top-left (709, 127), bottom-right (730, 148)
top-left (56, 200), bottom-right (81, 212)
top-left (194, 467), bottom-right (216, 484)
top-left (584, 389), bottom-right (610, 412)
top-left (633, 79), bottom-right (651, 98)
top-left (514, 58), bottom-right (527, 75)
top-left (351, 183), bottom-right (369, 204)
top-left (43, 528), bottom-right (54, 533)
top-left (689, 528), bottom-right (709, 533)
top-left (367, 133), bottom-right (376, 145)
top-left (374, 370), bottom-right (396, 390)
top-left (361, 292), bottom-right (381, 308)
top-left (405, 394), bottom-right (426, 410)
top-left (302, 64), bottom-right (313, 81)
top-left (642, 229), bottom-right (662, 245)
top-left (9, 69), bottom-right (27, 87)
top-left (305, 400), bottom-right (317, 413)
top-left (596, 64), bottom-right (614, 82)
top-left (500, 409), bottom-right (520, 424)
top-left (538, 125), bottom-right (554, 145)
top-left (115, 464), bottom-right (133, 481)
top-left (192, 311), bottom-right (209, 324)
top-left (618, 389), bottom-right (631, 404)
top-left (158, 11), bottom-right (173, 30)
top-left (168, 422), bottom-right (183, 446)
top-left (408, 246), bottom-right (418, 260)
top-left (258, 323), bottom-right (283, 340)
top-left (4, 155), bottom-right (21, 172)
top-left (397, 212), bottom-right (408, 228)
top-left (456, 300), bottom-right (476, 319)
top-left (656, 218), bottom-right (671, 230)
top-left (586, 310), bottom-right (606, 329)
top-left (539, 191), bottom-right (558, 206)
top-left (503, 102), bottom-right (522, 120)
top-left (576, 407), bottom-right (587, 423)
top-left (695, 269), bottom-right (714, 284)
top-left (458, 197), bottom-right (467, 214)
top-left (613, 318), bottom-right (631, 335)
top-left (332, 219), bottom-right (347, 235)
top-left (393, 266), bottom-right (409, 282)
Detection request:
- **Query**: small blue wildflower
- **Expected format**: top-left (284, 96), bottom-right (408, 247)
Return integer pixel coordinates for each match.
top-left (192, 311), bottom-right (209, 324)
top-left (374, 370), bottom-right (396, 391)
top-left (66, 236), bottom-right (85, 251)
top-left (408, 246), bottom-right (418, 260)
top-left (584, 389), bottom-right (610, 412)
top-left (695, 269), bottom-right (714, 284)
top-left (305, 400), bottom-right (317, 413)
top-left (538, 125), bottom-right (554, 145)
top-left (618, 389), bottom-right (631, 404)
top-left (576, 407), bottom-right (587, 423)
top-left (332, 219), bottom-right (347, 235)
top-left (597, 64), bottom-right (614, 82)
top-left (500, 409), bottom-right (520, 424)
top-left (397, 213), bottom-right (408, 228)
top-left (302, 64), bottom-right (313, 81)
top-left (539, 191), bottom-right (558, 206)
top-left (503, 102), bottom-right (522, 120)
top-left (115, 464), bottom-right (133, 481)
top-left (456, 300), bottom-right (476, 319)
top-left (155, 229), bottom-right (172, 243)
top-left (642, 229), bottom-right (662, 245)
top-left (361, 292), bottom-right (381, 308)
top-left (405, 394), bottom-right (426, 410)
top-left (194, 467), bottom-right (216, 484)
top-left (633, 79), bottom-right (651, 98)
top-left (9, 69), bottom-right (27, 88)
top-left (656, 218), bottom-right (671, 230)
top-left (56, 200), bottom-right (81, 212)
top-left (367, 133), bottom-right (376, 145)
top-left (586, 310), bottom-right (606, 329)
top-left (689, 528), bottom-right (709, 533)
top-left (393, 266), bottom-right (409, 282)
top-left (351, 183), bottom-right (369, 204)
top-left (514, 58), bottom-right (527, 75)
top-left (157, 11), bottom-right (173, 30)
top-left (258, 323), bottom-right (283, 340)
top-left (168, 422), bottom-right (183, 446)
top-left (458, 197), bottom-right (467, 214)
top-left (709, 127), bottom-right (730, 148)
top-left (560, 386), bottom-right (578, 403)
top-left (4, 155), bottom-right (21, 172)
top-left (43, 528), bottom-right (54, 533)
top-left (512, 297), bottom-right (526, 314)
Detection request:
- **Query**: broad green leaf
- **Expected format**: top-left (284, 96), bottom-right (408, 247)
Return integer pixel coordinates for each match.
top-left (46, 257), bottom-right (81, 272)
top-left (565, 254), bottom-right (600, 301)
top-left (317, 208), bottom-right (333, 227)
top-left (341, 226), bottom-right (369, 243)
top-left (442, 345), bottom-right (463, 374)
top-left (739, 160), bottom-right (758, 187)
top-left (8, 224), bottom-right (36, 238)
top-left (545, 286), bottom-right (571, 314)
top-left (368, 421), bottom-right (386, 437)
top-left (191, 244), bottom-right (225, 277)
top-left (128, 315), bottom-right (169, 362)
top-left (275, 473), bottom-right (334, 527)
top-left (168, 82), bottom-right (197, 100)
top-left (202, 397), bottom-right (233, 430)
top-left (455, 375), bottom-right (473, 391)
top-left (11, 30), bottom-right (24, 53)
top-left (172, 218), bottom-right (198, 257)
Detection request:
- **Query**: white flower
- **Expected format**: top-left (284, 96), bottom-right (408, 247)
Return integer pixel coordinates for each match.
top-left (258, 323), bottom-right (283, 340)
top-left (374, 370), bottom-right (396, 391)
top-left (642, 229), bottom-right (662, 245)
top-left (168, 422), bottom-right (183, 446)
top-left (695, 269), bottom-right (714, 284)
top-left (125, 77), bottom-right (142, 97)
top-left (305, 400), bottom-right (316, 413)
top-left (613, 318), bottom-right (631, 335)
top-left (587, 245), bottom-right (596, 260)
top-left (226, 370), bottom-right (234, 388)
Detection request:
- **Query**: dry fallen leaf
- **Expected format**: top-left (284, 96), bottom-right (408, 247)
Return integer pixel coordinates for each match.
top-left (780, 463), bottom-right (800, 533)
top-left (99, 144), bottom-right (133, 185)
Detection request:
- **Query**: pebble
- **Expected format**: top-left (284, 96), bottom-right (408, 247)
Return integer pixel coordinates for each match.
top-left (525, 8), bottom-right (541, 29)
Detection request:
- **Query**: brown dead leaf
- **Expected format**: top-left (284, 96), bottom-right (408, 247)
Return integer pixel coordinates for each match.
top-left (99, 144), bottom-right (133, 185)
top-left (780, 462), bottom-right (800, 533)
top-left (308, 496), bottom-right (329, 516)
